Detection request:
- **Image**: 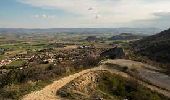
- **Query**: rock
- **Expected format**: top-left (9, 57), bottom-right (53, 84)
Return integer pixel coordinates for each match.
top-left (100, 47), bottom-right (125, 59)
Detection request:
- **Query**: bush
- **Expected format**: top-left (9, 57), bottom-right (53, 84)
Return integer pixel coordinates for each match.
top-left (2, 60), bottom-right (26, 69)
top-left (73, 56), bottom-right (101, 69)
top-left (98, 73), bottom-right (169, 100)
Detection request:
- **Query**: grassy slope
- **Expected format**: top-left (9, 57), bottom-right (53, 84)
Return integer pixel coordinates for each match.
top-left (58, 71), bottom-right (169, 100)
top-left (131, 29), bottom-right (170, 64)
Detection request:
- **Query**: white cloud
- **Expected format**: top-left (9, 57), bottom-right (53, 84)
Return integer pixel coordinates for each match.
top-left (33, 14), bottom-right (56, 19)
top-left (18, 0), bottom-right (170, 28)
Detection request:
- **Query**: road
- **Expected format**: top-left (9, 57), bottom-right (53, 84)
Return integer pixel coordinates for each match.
top-left (103, 59), bottom-right (170, 91)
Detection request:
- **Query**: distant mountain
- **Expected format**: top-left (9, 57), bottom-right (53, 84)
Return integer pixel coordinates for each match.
top-left (0, 28), bottom-right (162, 35)
top-left (109, 33), bottom-right (144, 40)
top-left (131, 28), bottom-right (170, 64)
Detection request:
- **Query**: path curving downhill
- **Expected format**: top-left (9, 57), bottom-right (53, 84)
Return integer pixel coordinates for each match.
top-left (22, 67), bottom-right (100, 100)
top-left (22, 59), bottom-right (170, 100)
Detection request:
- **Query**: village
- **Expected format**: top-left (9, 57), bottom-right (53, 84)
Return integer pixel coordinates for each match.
top-left (0, 44), bottom-right (115, 69)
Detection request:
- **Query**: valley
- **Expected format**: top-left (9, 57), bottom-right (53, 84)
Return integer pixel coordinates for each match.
top-left (0, 28), bottom-right (169, 100)
top-left (1, 1), bottom-right (170, 100)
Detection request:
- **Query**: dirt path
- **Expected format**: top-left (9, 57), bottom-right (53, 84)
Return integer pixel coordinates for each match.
top-left (103, 59), bottom-right (161, 71)
top-left (22, 67), bottom-right (100, 100)
top-left (22, 59), bottom-right (170, 100)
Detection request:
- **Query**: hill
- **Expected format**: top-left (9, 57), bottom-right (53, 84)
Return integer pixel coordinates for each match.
top-left (109, 33), bottom-right (144, 40)
top-left (131, 28), bottom-right (170, 66)
top-left (57, 70), bottom-right (168, 100)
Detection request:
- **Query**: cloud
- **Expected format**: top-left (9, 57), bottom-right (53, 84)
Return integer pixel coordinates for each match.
top-left (16, 0), bottom-right (170, 28)
top-left (128, 12), bottom-right (170, 29)
top-left (33, 14), bottom-right (56, 19)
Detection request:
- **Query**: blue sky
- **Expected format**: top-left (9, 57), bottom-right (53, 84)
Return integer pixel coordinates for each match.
top-left (1, 0), bottom-right (170, 28)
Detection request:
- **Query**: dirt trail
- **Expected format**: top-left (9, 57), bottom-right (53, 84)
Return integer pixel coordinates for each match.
top-left (22, 67), bottom-right (100, 100)
top-left (22, 59), bottom-right (170, 100)
top-left (103, 59), bottom-right (161, 70)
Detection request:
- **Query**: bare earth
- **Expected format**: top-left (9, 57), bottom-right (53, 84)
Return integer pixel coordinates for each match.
top-left (22, 67), bottom-right (100, 100)
top-left (22, 59), bottom-right (170, 100)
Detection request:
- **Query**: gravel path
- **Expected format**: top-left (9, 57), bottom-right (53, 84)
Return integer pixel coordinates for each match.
top-left (139, 69), bottom-right (170, 91)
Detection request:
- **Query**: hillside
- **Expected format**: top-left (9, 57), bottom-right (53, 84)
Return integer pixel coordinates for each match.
top-left (131, 28), bottom-right (170, 65)
top-left (109, 33), bottom-right (144, 40)
top-left (57, 70), bottom-right (169, 100)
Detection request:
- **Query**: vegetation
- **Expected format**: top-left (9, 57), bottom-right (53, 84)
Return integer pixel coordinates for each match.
top-left (109, 33), bottom-right (144, 41)
top-left (58, 71), bottom-right (168, 100)
top-left (0, 80), bottom-right (51, 99)
top-left (0, 30), bottom-right (169, 99)
top-left (0, 48), bottom-right (101, 99)
top-left (98, 73), bottom-right (168, 100)
top-left (129, 28), bottom-right (170, 74)
top-left (3, 60), bottom-right (26, 69)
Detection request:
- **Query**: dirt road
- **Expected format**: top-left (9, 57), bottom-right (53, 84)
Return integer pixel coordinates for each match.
top-left (103, 59), bottom-right (170, 91)
top-left (22, 67), bottom-right (100, 100)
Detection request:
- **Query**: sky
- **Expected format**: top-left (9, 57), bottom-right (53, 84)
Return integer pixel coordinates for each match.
top-left (0, 0), bottom-right (170, 29)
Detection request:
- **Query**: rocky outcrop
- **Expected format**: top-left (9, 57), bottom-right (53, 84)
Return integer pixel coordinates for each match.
top-left (100, 47), bottom-right (125, 59)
